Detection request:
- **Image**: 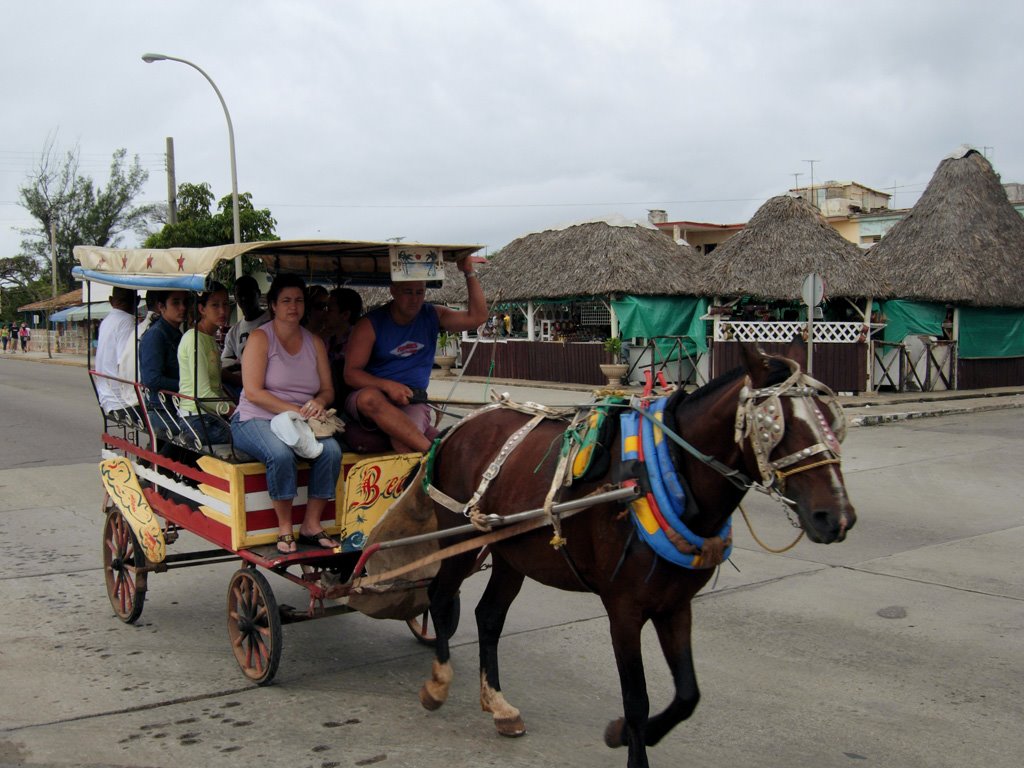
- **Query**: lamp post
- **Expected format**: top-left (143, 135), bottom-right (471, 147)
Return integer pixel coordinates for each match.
top-left (142, 53), bottom-right (242, 278)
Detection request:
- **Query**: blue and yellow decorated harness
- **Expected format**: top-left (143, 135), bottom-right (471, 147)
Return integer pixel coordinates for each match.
top-left (619, 397), bottom-right (732, 569)
top-left (422, 362), bottom-right (846, 573)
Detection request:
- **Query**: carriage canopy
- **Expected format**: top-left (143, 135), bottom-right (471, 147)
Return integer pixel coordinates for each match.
top-left (73, 239), bottom-right (484, 291)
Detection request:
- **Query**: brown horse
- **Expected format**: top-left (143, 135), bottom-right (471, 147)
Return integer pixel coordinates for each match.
top-left (418, 340), bottom-right (855, 768)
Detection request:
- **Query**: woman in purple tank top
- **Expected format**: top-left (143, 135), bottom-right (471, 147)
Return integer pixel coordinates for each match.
top-left (230, 274), bottom-right (342, 554)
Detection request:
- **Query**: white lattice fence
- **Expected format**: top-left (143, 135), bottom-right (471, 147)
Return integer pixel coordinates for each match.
top-left (714, 321), bottom-right (864, 343)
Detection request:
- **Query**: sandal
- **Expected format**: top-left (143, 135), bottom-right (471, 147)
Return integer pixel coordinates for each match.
top-left (276, 534), bottom-right (297, 554)
top-left (297, 529), bottom-right (340, 549)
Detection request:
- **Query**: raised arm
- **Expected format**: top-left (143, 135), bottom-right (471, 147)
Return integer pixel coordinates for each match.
top-left (437, 257), bottom-right (487, 333)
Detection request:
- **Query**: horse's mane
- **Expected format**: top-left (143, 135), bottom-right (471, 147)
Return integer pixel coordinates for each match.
top-left (669, 356), bottom-right (795, 416)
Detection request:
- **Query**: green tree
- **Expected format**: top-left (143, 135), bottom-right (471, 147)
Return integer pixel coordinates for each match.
top-left (18, 137), bottom-right (158, 292)
top-left (144, 182), bottom-right (278, 283)
top-left (143, 182), bottom-right (278, 248)
top-left (0, 256), bottom-right (49, 322)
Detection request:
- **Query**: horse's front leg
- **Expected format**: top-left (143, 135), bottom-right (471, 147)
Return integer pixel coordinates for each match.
top-left (419, 553), bottom-right (475, 711)
top-left (643, 608), bottom-right (700, 746)
top-left (476, 555), bottom-right (527, 736)
top-left (603, 605), bottom-right (651, 768)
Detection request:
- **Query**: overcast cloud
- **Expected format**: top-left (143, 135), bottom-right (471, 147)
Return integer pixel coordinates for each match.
top-left (2, 0), bottom-right (1022, 260)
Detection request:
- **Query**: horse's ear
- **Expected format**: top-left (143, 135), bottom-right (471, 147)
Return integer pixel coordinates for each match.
top-left (739, 342), bottom-right (772, 386)
top-left (784, 334), bottom-right (808, 371)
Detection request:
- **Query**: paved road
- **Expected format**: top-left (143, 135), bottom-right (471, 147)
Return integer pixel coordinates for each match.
top-left (0, 359), bottom-right (96, 468)
top-left (0, 357), bottom-right (1021, 768)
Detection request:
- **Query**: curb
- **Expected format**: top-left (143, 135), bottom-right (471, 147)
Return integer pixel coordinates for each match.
top-left (7, 352), bottom-right (1024, 426)
top-left (0, 353), bottom-right (86, 367)
top-left (848, 399), bottom-right (1024, 426)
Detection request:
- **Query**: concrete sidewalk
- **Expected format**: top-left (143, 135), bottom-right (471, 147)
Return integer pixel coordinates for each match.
top-left (4, 348), bottom-right (1023, 426)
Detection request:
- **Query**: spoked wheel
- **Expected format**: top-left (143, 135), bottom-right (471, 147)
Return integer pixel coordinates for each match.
top-left (406, 595), bottom-right (460, 647)
top-left (102, 501), bottom-right (147, 623)
top-left (227, 567), bottom-right (282, 685)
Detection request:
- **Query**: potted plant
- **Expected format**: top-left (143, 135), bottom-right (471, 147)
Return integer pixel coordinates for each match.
top-left (599, 336), bottom-right (629, 386)
top-left (434, 330), bottom-right (458, 376)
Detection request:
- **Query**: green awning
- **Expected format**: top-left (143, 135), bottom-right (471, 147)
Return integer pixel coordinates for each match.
top-left (611, 296), bottom-right (709, 354)
top-left (880, 300), bottom-right (946, 343)
top-left (958, 307), bottom-right (1024, 358)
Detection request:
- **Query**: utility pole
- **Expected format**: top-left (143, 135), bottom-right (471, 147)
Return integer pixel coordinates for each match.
top-left (48, 220), bottom-right (57, 359)
top-left (803, 160), bottom-right (819, 208)
top-left (166, 137), bottom-right (177, 225)
top-left (50, 220), bottom-right (58, 298)
top-left (792, 172), bottom-right (803, 191)
top-left (982, 146), bottom-right (993, 159)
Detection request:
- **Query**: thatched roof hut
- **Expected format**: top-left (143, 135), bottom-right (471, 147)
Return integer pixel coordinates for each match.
top-left (481, 218), bottom-right (703, 301)
top-left (697, 195), bottom-right (886, 300)
top-left (868, 146), bottom-right (1024, 307)
top-left (17, 288), bottom-right (84, 313)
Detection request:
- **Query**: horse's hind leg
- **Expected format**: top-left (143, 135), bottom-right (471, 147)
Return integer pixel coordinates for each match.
top-left (419, 552), bottom-right (476, 711)
top-left (476, 555), bottom-right (527, 737)
top-left (646, 610), bottom-right (700, 746)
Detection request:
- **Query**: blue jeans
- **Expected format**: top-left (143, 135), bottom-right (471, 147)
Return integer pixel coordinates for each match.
top-left (183, 413), bottom-right (233, 446)
top-left (230, 415), bottom-right (341, 501)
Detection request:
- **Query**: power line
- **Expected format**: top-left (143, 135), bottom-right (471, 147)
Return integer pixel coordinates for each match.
top-left (261, 196), bottom-right (770, 210)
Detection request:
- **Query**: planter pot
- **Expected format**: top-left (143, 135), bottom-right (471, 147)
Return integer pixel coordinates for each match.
top-left (434, 354), bottom-right (457, 377)
top-left (598, 363), bottom-right (629, 386)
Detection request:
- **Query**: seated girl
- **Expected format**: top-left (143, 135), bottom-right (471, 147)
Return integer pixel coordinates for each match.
top-left (177, 282), bottom-right (233, 447)
top-left (139, 289), bottom-right (189, 421)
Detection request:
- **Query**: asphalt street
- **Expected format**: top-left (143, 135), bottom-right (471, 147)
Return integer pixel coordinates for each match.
top-left (0, 356), bottom-right (1021, 768)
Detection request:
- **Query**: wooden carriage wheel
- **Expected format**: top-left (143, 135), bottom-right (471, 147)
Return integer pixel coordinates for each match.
top-left (102, 498), bottom-right (147, 623)
top-left (406, 595), bottom-right (460, 647)
top-left (226, 567), bottom-right (283, 685)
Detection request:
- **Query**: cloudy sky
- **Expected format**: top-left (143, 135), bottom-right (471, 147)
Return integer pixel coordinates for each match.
top-left (2, 0), bottom-right (1022, 260)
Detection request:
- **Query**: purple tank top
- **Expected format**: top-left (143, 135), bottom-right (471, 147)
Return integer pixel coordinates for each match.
top-left (236, 323), bottom-right (321, 421)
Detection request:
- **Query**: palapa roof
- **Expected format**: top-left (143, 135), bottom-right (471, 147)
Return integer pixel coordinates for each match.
top-left (697, 195), bottom-right (886, 300)
top-left (481, 218), bottom-right (703, 301)
top-left (17, 288), bottom-right (84, 312)
top-left (868, 147), bottom-right (1024, 307)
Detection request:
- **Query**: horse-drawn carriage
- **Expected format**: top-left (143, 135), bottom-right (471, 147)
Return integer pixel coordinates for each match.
top-left (77, 238), bottom-right (857, 767)
top-left (75, 239), bottom-right (486, 684)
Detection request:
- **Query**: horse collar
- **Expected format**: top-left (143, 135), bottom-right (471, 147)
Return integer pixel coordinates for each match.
top-left (619, 398), bottom-right (732, 570)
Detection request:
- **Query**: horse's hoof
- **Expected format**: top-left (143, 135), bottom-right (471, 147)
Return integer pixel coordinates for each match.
top-left (419, 685), bottom-right (444, 711)
top-left (604, 718), bottom-right (625, 748)
top-left (494, 715), bottom-right (527, 738)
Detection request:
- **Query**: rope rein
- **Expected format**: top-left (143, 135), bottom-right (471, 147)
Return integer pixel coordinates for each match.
top-left (737, 503), bottom-right (805, 553)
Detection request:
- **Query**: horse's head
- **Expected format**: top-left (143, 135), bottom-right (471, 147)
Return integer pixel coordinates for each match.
top-left (736, 340), bottom-right (856, 543)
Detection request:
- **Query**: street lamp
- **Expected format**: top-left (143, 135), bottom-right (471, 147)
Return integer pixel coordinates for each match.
top-left (142, 52), bottom-right (242, 278)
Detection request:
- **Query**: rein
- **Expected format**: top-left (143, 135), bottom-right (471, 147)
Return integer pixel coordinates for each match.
top-left (632, 400), bottom-right (755, 492)
top-left (639, 360), bottom-right (847, 498)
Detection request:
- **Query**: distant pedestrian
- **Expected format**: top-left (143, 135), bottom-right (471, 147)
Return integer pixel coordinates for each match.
top-left (7, 323), bottom-right (17, 353)
top-left (1, 324), bottom-right (9, 352)
top-left (18, 323), bottom-right (29, 352)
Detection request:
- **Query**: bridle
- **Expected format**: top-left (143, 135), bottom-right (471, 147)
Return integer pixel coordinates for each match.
top-left (734, 357), bottom-right (847, 492)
